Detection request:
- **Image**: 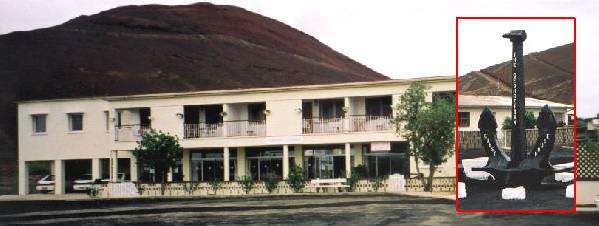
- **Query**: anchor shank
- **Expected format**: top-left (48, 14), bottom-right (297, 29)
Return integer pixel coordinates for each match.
top-left (503, 30), bottom-right (527, 167)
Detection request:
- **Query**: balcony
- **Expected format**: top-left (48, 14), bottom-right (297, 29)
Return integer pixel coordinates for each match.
top-left (302, 116), bottom-right (391, 134)
top-left (347, 115), bottom-right (392, 132)
top-left (226, 120), bottom-right (266, 137)
top-left (184, 123), bottom-right (223, 138)
top-left (302, 118), bottom-right (343, 134)
top-left (115, 124), bottom-right (151, 142)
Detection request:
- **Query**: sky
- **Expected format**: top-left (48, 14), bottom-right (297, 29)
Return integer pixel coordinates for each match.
top-left (0, 0), bottom-right (597, 117)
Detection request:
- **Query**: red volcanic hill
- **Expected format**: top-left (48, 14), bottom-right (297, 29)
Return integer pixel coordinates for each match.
top-left (0, 3), bottom-right (387, 194)
top-left (458, 43), bottom-right (574, 105)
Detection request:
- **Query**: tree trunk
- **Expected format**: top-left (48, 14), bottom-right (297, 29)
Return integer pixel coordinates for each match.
top-left (426, 163), bottom-right (436, 192)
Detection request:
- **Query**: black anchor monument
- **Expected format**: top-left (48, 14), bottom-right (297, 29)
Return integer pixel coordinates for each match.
top-left (471, 30), bottom-right (566, 188)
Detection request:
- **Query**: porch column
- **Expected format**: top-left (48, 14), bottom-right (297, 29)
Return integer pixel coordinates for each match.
top-left (236, 147), bottom-right (246, 178)
top-left (222, 104), bottom-right (230, 137)
top-left (54, 160), bottom-right (65, 194)
top-left (18, 161), bottom-right (28, 195)
top-left (353, 144), bottom-right (363, 167)
top-left (293, 145), bottom-right (303, 167)
top-left (167, 168), bottom-right (173, 182)
top-left (283, 145), bottom-right (289, 179)
top-left (111, 150), bottom-right (118, 182)
top-left (130, 156), bottom-right (138, 182)
top-left (182, 149), bottom-right (190, 181)
top-left (344, 97), bottom-right (351, 132)
top-left (92, 158), bottom-right (101, 180)
top-left (223, 147), bottom-right (230, 181)
top-left (345, 143), bottom-right (351, 178)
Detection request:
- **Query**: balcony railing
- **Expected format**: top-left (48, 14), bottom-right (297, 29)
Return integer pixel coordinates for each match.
top-left (184, 123), bottom-right (223, 138)
top-left (302, 117), bottom-right (344, 134)
top-left (115, 124), bottom-right (151, 142)
top-left (226, 120), bottom-right (266, 137)
top-left (302, 115), bottom-right (392, 134)
top-left (347, 115), bottom-right (391, 132)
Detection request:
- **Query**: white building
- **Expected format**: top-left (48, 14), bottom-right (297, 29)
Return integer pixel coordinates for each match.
top-left (458, 95), bottom-right (573, 132)
top-left (18, 76), bottom-right (456, 195)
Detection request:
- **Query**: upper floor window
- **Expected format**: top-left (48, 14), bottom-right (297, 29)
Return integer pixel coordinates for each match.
top-left (458, 112), bottom-right (470, 127)
top-left (31, 114), bottom-right (47, 134)
top-left (68, 113), bottom-right (84, 131)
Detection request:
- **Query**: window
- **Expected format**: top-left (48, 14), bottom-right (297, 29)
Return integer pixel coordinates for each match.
top-left (248, 103), bottom-right (266, 122)
top-left (68, 113), bottom-right (83, 131)
top-left (32, 114), bottom-right (47, 134)
top-left (458, 112), bottom-right (470, 127)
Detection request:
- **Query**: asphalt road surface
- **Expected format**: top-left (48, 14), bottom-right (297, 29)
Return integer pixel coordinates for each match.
top-left (0, 194), bottom-right (597, 225)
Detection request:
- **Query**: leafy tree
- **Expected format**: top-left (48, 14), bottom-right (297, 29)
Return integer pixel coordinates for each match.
top-left (287, 165), bottom-right (305, 193)
top-left (415, 98), bottom-right (455, 191)
top-left (133, 129), bottom-right (182, 194)
top-left (391, 81), bottom-right (428, 185)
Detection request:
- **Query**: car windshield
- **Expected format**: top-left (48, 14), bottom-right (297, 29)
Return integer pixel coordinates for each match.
top-left (47, 175), bottom-right (55, 181)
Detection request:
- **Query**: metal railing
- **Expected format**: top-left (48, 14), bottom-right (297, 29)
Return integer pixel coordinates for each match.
top-left (458, 126), bottom-right (575, 150)
top-left (302, 117), bottom-right (344, 134)
top-left (184, 123), bottom-right (223, 138)
top-left (115, 124), bottom-right (151, 142)
top-left (347, 115), bottom-right (391, 132)
top-left (225, 120), bottom-right (266, 137)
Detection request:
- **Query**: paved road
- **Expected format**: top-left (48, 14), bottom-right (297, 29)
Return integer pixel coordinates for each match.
top-left (0, 194), bottom-right (598, 225)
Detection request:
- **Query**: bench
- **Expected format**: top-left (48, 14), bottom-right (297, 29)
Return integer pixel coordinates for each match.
top-left (306, 178), bottom-right (350, 193)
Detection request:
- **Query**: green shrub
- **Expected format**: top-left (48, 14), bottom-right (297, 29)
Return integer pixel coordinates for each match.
top-left (264, 173), bottom-right (278, 194)
top-left (287, 165), bottom-right (305, 193)
top-left (183, 182), bottom-right (201, 195)
top-left (370, 176), bottom-right (385, 192)
top-left (347, 171), bottom-right (360, 192)
top-left (238, 175), bottom-right (255, 194)
top-left (208, 179), bottom-right (223, 194)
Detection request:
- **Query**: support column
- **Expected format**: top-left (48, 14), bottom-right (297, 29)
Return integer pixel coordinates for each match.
top-left (167, 168), bottom-right (173, 182)
top-left (236, 147), bottom-right (246, 178)
top-left (130, 156), bottom-right (138, 182)
top-left (54, 160), bottom-right (65, 194)
top-left (223, 147), bottom-right (230, 181)
top-left (353, 144), bottom-right (363, 167)
top-left (293, 145), bottom-right (303, 167)
top-left (345, 143), bottom-right (351, 178)
top-left (283, 145), bottom-right (289, 179)
top-left (111, 151), bottom-right (119, 182)
top-left (182, 149), bottom-right (190, 181)
top-left (92, 158), bottom-right (101, 180)
top-left (344, 97), bottom-right (351, 132)
top-left (222, 104), bottom-right (230, 137)
top-left (18, 161), bottom-right (28, 195)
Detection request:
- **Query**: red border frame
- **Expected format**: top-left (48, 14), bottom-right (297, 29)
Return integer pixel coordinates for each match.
top-left (455, 17), bottom-right (577, 213)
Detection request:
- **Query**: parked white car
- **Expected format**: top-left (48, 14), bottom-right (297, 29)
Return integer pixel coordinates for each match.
top-left (595, 194), bottom-right (599, 209)
top-left (73, 174), bottom-right (94, 191)
top-left (35, 175), bottom-right (55, 193)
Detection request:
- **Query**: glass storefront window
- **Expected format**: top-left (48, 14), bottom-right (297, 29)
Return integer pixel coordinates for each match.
top-left (246, 147), bottom-right (294, 181)
top-left (303, 146), bottom-right (351, 179)
top-left (190, 149), bottom-right (236, 181)
top-left (363, 141), bottom-right (409, 178)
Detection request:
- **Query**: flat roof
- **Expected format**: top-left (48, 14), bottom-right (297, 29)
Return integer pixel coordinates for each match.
top-left (458, 95), bottom-right (572, 109)
top-left (18, 75), bottom-right (454, 103)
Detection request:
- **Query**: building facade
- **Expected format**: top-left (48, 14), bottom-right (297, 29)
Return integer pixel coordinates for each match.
top-left (18, 76), bottom-right (455, 195)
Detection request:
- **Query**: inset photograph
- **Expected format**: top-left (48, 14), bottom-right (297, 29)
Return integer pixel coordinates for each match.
top-left (456, 18), bottom-right (575, 211)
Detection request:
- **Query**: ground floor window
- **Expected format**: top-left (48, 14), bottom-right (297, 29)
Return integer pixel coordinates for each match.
top-left (246, 147), bottom-right (295, 180)
top-left (363, 142), bottom-right (409, 178)
top-left (190, 149), bottom-right (236, 181)
top-left (304, 145), bottom-right (352, 179)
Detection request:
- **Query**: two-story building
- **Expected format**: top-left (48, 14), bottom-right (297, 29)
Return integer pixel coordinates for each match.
top-left (18, 76), bottom-right (455, 195)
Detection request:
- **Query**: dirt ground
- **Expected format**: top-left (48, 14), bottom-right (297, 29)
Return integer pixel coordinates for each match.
top-left (0, 194), bottom-right (597, 225)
